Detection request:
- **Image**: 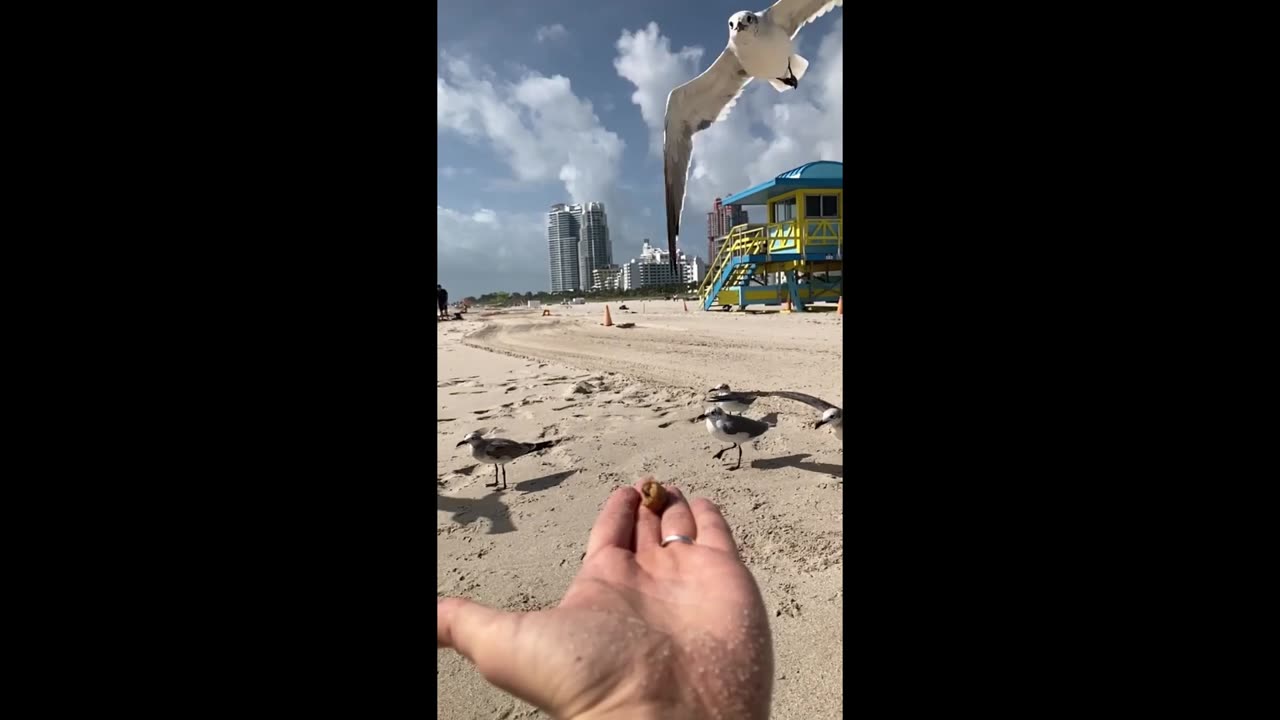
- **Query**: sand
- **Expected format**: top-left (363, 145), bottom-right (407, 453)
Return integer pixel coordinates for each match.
top-left (437, 301), bottom-right (843, 719)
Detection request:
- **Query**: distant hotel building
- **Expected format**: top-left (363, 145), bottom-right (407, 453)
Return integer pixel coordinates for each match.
top-left (591, 265), bottom-right (622, 292)
top-left (619, 239), bottom-right (707, 291)
top-left (706, 197), bottom-right (749, 262)
top-left (547, 202), bottom-right (613, 292)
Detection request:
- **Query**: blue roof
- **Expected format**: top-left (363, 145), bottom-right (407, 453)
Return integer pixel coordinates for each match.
top-left (721, 161), bottom-right (843, 205)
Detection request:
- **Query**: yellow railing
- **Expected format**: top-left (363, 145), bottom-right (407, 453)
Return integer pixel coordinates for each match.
top-left (698, 219), bottom-right (844, 302)
top-left (698, 224), bottom-right (766, 301)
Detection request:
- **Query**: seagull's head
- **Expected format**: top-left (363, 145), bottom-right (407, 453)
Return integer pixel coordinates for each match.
top-left (729, 11), bottom-right (758, 34)
top-left (814, 407), bottom-right (843, 429)
top-left (709, 383), bottom-right (731, 393)
top-left (696, 406), bottom-right (727, 421)
top-left (457, 431), bottom-right (483, 447)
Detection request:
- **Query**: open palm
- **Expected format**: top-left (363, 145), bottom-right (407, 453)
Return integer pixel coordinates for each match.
top-left (438, 482), bottom-right (774, 720)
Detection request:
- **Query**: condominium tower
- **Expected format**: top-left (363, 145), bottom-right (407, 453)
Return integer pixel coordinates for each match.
top-left (547, 202), bottom-right (612, 292)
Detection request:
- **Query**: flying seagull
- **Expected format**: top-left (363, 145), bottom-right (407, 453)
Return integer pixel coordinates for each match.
top-left (663, 0), bottom-right (843, 262)
top-left (456, 431), bottom-right (561, 490)
top-left (695, 406), bottom-right (772, 470)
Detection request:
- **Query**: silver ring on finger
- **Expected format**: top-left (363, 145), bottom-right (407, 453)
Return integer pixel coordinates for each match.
top-left (660, 534), bottom-right (694, 547)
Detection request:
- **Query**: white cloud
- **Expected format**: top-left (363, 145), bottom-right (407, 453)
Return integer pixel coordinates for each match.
top-left (437, 206), bottom-right (550, 298)
top-left (614, 17), bottom-right (843, 256)
top-left (438, 52), bottom-right (644, 294)
top-left (614, 23), bottom-right (705, 158)
top-left (437, 52), bottom-right (625, 207)
top-left (535, 23), bottom-right (569, 43)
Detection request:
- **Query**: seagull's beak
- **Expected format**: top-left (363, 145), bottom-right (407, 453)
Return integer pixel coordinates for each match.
top-left (695, 413), bottom-right (707, 421)
top-left (814, 418), bottom-right (829, 429)
top-left (455, 440), bottom-right (467, 447)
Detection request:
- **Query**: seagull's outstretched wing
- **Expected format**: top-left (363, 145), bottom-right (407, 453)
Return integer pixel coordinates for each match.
top-left (663, 48), bottom-right (751, 262)
top-left (762, 0), bottom-right (842, 39)
top-left (759, 390), bottom-right (840, 413)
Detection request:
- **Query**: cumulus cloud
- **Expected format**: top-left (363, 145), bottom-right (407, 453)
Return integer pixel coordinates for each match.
top-left (437, 206), bottom-right (550, 297)
top-left (535, 23), bottom-right (568, 43)
top-left (614, 17), bottom-right (843, 255)
top-left (614, 23), bottom-right (705, 158)
top-left (437, 52), bottom-right (635, 295)
top-left (437, 52), bottom-right (625, 206)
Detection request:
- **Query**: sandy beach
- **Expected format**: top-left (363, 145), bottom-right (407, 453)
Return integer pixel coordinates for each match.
top-left (437, 301), bottom-right (843, 719)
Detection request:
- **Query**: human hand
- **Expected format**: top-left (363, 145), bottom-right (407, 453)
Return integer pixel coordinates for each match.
top-left (437, 479), bottom-right (774, 720)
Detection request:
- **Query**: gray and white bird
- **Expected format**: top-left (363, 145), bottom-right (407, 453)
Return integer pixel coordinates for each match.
top-left (706, 383), bottom-right (760, 415)
top-left (663, 0), bottom-right (843, 259)
top-left (455, 431), bottom-right (560, 490)
top-left (695, 406), bottom-right (771, 470)
top-left (814, 407), bottom-right (843, 441)
top-left (767, 390), bottom-right (843, 442)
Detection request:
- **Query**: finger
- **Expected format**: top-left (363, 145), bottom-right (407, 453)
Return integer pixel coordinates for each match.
top-left (438, 597), bottom-right (553, 710)
top-left (690, 497), bottom-right (738, 554)
top-left (633, 479), bottom-right (663, 550)
top-left (438, 597), bottom-right (515, 662)
top-left (659, 486), bottom-right (697, 542)
top-left (585, 487), bottom-right (641, 558)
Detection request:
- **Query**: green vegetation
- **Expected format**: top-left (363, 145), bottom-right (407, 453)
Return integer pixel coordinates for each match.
top-left (472, 284), bottom-right (698, 306)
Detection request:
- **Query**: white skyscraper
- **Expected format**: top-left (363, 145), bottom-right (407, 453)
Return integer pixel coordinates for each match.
top-left (576, 202), bottom-right (612, 287)
top-left (547, 202), bottom-right (612, 292)
top-left (547, 204), bottom-right (580, 293)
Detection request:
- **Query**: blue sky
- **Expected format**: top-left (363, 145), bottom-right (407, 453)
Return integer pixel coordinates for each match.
top-left (437, 0), bottom-right (843, 297)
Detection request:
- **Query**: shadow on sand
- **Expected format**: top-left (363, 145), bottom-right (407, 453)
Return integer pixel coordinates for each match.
top-left (751, 453), bottom-right (843, 478)
top-left (514, 469), bottom-right (577, 494)
top-left (436, 488), bottom-right (516, 534)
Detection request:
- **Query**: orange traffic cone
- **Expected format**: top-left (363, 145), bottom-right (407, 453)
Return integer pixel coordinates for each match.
top-left (837, 296), bottom-right (843, 317)
top-left (602, 305), bottom-right (613, 327)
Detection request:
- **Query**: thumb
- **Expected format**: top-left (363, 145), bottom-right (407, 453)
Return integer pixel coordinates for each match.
top-left (438, 597), bottom-right (565, 713)
top-left (438, 597), bottom-right (513, 660)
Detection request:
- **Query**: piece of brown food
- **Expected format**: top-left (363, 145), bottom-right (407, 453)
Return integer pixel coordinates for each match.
top-left (640, 480), bottom-right (667, 511)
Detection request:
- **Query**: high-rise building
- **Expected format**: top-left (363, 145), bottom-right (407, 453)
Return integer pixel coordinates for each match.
top-left (576, 202), bottom-right (611, 288)
top-left (706, 197), bottom-right (749, 261)
top-left (547, 202), bottom-right (612, 292)
top-left (547, 204), bottom-right (580, 292)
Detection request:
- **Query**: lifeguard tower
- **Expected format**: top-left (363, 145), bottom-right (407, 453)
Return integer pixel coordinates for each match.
top-left (697, 161), bottom-right (843, 311)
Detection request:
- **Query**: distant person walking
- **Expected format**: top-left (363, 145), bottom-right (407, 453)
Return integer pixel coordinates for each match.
top-left (438, 284), bottom-right (449, 320)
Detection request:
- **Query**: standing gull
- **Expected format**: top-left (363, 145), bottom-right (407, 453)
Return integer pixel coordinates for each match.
top-left (767, 390), bottom-right (843, 442)
top-left (695, 406), bottom-right (771, 470)
top-left (663, 0), bottom-right (843, 260)
top-left (813, 407), bottom-right (843, 441)
top-left (456, 431), bottom-right (561, 490)
top-left (706, 383), bottom-right (760, 415)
